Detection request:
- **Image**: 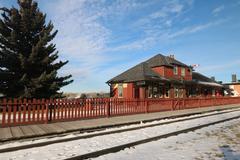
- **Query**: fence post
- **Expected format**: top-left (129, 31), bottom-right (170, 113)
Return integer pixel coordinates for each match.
top-left (145, 99), bottom-right (148, 113)
top-left (48, 99), bottom-right (53, 122)
top-left (182, 98), bottom-right (185, 109)
top-left (1, 99), bottom-right (7, 127)
top-left (13, 99), bottom-right (17, 126)
top-left (106, 99), bottom-right (110, 117)
top-left (45, 99), bottom-right (49, 124)
top-left (198, 98), bottom-right (201, 108)
top-left (7, 99), bottom-right (12, 125)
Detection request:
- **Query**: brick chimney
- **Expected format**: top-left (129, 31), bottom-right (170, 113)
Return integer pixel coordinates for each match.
top-left (211, 76), bottom-right (215, 81)
top-left (232, 74), bottom-right (237, 83)
top-left (169, 54), bottom-right (175, 59)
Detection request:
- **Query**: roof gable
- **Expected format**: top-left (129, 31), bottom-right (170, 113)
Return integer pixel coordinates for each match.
top-left (107, 62), bottom-right (165, 83)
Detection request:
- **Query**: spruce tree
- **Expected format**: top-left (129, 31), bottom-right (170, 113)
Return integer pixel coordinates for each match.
top-left (0, 0), bottom-right (73, 98)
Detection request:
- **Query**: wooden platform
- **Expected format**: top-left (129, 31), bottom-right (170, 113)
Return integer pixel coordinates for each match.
top-left (0, 104), bottom-right (240, 142)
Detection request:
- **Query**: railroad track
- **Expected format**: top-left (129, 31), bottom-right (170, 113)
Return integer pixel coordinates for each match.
top-left (0, 107), bottom-right (240, 156)
top-left (66, 114), bottom-right (240, 160)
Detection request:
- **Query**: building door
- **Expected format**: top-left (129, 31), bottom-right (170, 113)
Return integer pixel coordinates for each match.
top-left (134, 87), bottom-right (139, 98)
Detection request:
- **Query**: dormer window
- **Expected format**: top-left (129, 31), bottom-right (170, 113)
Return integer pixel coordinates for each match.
top-left (173, 66), bottom-right (178, 75)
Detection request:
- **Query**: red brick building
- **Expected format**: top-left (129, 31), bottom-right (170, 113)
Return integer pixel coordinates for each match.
top-left (224, 74), bottom-right (240, 97)
top-left (107, 54), bottom-right (224, 99)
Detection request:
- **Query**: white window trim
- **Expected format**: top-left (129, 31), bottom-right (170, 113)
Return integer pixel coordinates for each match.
top-left (181, 67), bottom-right (185, 76)
top-left (118, 84), bottom-right (123, 98)
top-left (174, 66), bottom-right (178, 75)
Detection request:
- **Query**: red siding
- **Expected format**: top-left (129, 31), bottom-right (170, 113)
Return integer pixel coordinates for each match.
top-left (164, 66), bottom-right (174, 78)
top-left (185, 68), bottom-right (192, 80)
top-left (142, 66), bottom-right (192, 81)
top-left (127, 83), bottom-right (134, 98)
top-left (112, 83), bottom-right (134, 98)
top-left (152, 66), bottom-right (165, 76)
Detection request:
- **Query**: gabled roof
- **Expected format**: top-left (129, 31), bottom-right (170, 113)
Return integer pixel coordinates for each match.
top-left (145, 54), bottom-right (189, 67)
top-left (107, 62), bottom-right (167, 83)
top-left (107, 54), bottom-right (223, 88)
top-left (107, 54), bottom-right (190, 83)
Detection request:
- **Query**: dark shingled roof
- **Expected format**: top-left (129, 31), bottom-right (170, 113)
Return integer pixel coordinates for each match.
top-left (107, 62), bottom-right (167, 83)
top-left (107, 54), bottom-right (189, 83)
top-left (192, 72), bottom-right (216, 83)
top-left (107, 54), bottom-right (223, 88)
top-left (145, 54), bottom-right (189, 67)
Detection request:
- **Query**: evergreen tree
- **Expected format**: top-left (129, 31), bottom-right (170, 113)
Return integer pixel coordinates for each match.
top-left (0, 0), bottom-right (73, 98)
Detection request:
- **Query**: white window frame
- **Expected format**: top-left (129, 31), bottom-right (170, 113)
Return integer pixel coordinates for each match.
top-left (181, 67), bottom-right (185, 76)
top-left (165, 86), bottom-right (170, 98)
top-left (174, 87), bottom-right (179, 98)
top-left (118, 84), bottom-right (123, 98)
top-left (148, 86), bottom-right (153, 98)
top-left (173, 66), bottom-right (178, 75)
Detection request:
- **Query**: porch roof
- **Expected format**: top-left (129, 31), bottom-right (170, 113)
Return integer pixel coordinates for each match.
top-left (191, 72), bottom-right (223, 88)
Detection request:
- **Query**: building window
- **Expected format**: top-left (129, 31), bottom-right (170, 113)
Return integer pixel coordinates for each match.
top-left (173, 66), bottom-right (178, 75)
top-left (159, 86), bottom-right (163, 98)
top-left (179, 88), bottom-right (184, 98)
top-left (174, 87), bottom-right (179, 98)
top-left (189, 68), bottom-right (192, 75)
top-left (153, 86), bottom-right (158, 98)
top-left (212, 89), bottom-right (215, 97)
top-left (148, 84), bottom-right (164, 98)
top-left (181, 67), bottom-right (185, 76)
top-left (148, 86), bottom-right (153, 98)
top-left (165, 86), bottom-right (170, 98)
top-left (118, 84), bottom-right (123, 97)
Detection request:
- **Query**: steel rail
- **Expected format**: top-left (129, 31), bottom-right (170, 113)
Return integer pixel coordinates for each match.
top-left (66, 114), bottom-right (240, 160)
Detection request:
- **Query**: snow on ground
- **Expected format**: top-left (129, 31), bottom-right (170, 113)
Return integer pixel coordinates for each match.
top-left (0, 110), bottom-right (240, 160)
top-left (95, 119), bottom-right (240, 160)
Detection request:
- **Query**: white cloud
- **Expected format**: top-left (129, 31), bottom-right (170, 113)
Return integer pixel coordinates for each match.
top-left (212, 5), bottom-right (225, 16)
top-left (39, 0), bottom-right (229, 92)
top-left (47, 0), bottom-right (110, 76)
top-left (134, 1), bottom-right (185, 28)
top-left (43, 0), bottom-right (151, 91)
top-left (117, 0), bottom-right (196, 51)
top-left (167, 19), bottom-right (226, 39)
top-left (197, 60), bottom-right (240, 73)
top-left (110, 19), bottom-right (226, 52)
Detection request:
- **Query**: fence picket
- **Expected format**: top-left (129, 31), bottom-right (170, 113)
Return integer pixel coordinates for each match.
top-left (1, 97), bottom-right (240, 127)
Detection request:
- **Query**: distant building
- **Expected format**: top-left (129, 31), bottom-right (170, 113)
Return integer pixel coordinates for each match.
top-left (63, 92), bottom-right (110, 99)
top-left (224, 74), bottom-right (240, 97)
top-left (107, 54), bottom-right (224, 99)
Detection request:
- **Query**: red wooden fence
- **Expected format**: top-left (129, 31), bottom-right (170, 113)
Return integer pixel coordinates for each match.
top-left (1, 97), bottom-right (240, 127)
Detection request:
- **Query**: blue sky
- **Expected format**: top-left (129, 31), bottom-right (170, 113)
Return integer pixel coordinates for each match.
top-left (1, 0), bottom-right (240, 93)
